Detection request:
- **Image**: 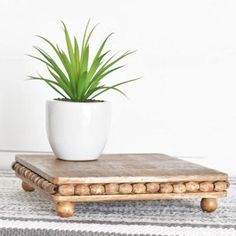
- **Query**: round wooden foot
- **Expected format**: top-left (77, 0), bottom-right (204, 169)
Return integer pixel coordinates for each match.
top-left (22, 182), bottom-right (34, 192)
top-left (201, 198), bottom-right (218, 212)
top-left (56, 202), bottom-right (75, 218)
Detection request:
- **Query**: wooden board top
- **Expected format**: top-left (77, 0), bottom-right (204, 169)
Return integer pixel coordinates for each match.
top-left (16, 153), bottom-right (228, 185)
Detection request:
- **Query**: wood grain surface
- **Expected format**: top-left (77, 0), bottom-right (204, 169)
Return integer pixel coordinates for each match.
top-left (52, 191), bottom-right (227, 203)
top-left (16, 153), bottom-right (228, 185)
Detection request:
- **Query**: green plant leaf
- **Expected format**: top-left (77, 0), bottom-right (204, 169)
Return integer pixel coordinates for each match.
top-left (87, 33), bottom-right (113, 81)
top-left (90, 77), bottom-right (140, 100)
top-left (90, 50), bottom-right (134, 87)
top-left (47, 67), bottom-right (75, 99)
top-left (74, 36), bottom-right (80, 74)
top-left (87, 65), bottom-right (125, 93)
top-left (33, 47), bottom-right (69, 84)
top-left (29, 21), bottom-right (139, 102)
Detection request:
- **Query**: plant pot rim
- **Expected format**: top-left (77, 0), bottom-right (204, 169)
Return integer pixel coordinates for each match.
top-left (47, 99), bottom-right (109, 104)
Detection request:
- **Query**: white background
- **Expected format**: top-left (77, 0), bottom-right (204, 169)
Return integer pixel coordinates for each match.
top-left (0, 0), bottom-right (235, 175)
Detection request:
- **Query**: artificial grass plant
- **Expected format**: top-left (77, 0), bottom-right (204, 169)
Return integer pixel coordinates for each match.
top-left (28, 21), bottom-right (139, 102)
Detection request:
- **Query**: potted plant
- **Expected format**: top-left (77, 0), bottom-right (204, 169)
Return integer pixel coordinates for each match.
top-left (28, 21), bottom-right (138, 161)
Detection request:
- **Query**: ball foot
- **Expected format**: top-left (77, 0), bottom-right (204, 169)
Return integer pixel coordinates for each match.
top-left (22, 181), bottom-right (34, 192)
top-left (56, 202), bottom-right (75, 217)
top-left (201, 198), bottom-right (218, 212)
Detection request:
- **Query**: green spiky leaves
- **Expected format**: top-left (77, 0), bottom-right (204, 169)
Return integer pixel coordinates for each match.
top-left (28, 21), bottom-right (139, 102)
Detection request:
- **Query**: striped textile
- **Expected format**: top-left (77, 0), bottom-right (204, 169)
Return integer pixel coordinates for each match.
top-left (0, 170), bottom-right (235, 236)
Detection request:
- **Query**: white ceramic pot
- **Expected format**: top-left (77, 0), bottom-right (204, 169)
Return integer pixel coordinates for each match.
top-left (46, 100), bottom-right (111, 161)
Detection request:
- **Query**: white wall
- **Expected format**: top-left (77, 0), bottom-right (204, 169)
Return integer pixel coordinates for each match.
top-left (0, 0), bottom-right (236, 175)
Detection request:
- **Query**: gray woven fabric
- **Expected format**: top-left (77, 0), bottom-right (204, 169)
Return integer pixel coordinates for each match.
top-left (0, 170), bottom-right (235, 236)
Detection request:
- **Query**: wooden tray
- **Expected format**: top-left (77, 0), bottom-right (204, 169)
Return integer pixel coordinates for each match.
top-left (12, 153), bottom-right (229, 217)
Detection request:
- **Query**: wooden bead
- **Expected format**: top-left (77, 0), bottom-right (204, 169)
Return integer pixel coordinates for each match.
top-left (199, 182), bottom-right (214, 192)
top-left (34, 177), bottom-right (43, 186)
top-left (19, 167), bottom-right (25, 175)
top-left (37, 179), bottom-right (45, 188)
top-left (45, 184), bottom-right (57, 194)
top-left (27, 172), bottom-right (33, 180)
top-left (41, 181), bottom-right (50, 190)
top-left (18, 166), bottom-right (23, 172)
top-left (16, 167), bottom-right (22, 174)
top-left (22, 181), bottom-right (34, 192)
top-left (173, 183), bottom-right (186, 193)
top-left (56, 202), bottom-right (75, 217)
top-left (146, 183), bottom-right (160, 193)
top-left (75, 184), bottom-right (90, 195)
top-left (105, 184), bottom-right (119, 194)
top-left (32, 173), bottom-right (39, 180)
top-left (90, 184), bottom-right (105, 195)
top-left (14, 163), bottom-right (19, 168)
top-left (185, 181), bottom-right (199, 192)
top-left (133, 183), bottom-right (146, 194)
top-left (14, 164), bottom-right (20, 170)
top-left (119, 184), bottom-right (133, 194)
top-left (19, 169), bottom-right (24, 176)
top-left (58, 185), bottom-right (75, 196)
top-left (23, 169), bottom-right (31, 177)
top-left (214, 181), bottom-right (228, 192)
top-left (33, 176), bottom-right (41, 184)
top-left (14, 165), bottom-right (20, 173)
top-left (160, 183), bottom-right (173, 193)
top-left (34, 176), bottom-right (42, 186)
top-left (25, 171), bottom-right (32, 179)
top-left (201, 198), bottom-right (218, 212)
